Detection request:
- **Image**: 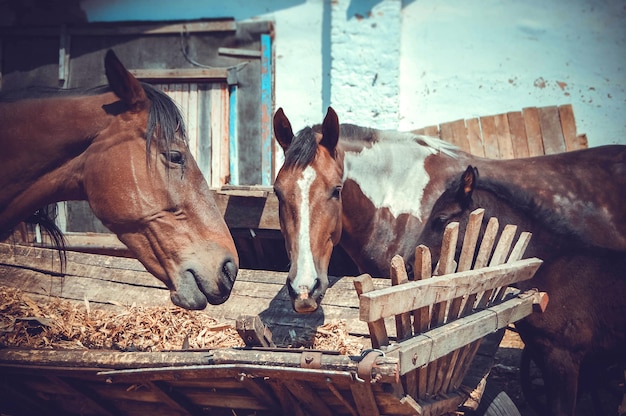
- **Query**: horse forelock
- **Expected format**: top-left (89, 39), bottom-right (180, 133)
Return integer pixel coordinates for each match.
top-left (143, 83), bottom-right (189, 158)
top-left (284, 126), bottom-right (318, 168)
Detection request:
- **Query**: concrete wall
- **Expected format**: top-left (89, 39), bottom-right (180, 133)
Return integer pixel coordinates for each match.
top-left (82, 0), bottom-right (626, 147)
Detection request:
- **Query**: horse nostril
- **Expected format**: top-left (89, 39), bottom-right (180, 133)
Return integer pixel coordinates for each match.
top-left (222, 258), bottom-right (238, 284)
top-left (312, 278), bottom-right (321, 293)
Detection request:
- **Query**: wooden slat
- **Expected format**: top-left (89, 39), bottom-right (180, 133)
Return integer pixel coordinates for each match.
top-left (353, 274), bottom-right (389, 349)
top-left (390, 256), bottom-right (412, 341)
top-left (349, 382), bottom-right (381, 416)
top-left (473, 217), bottom-right (498, 269)
top-left (284, 380), bottom-right (334, 416)
top-left (478, 115), bottom-right (500, 159)
top-left (412, 245), bottom-right (432, 334)
top-left (439, 119), bottom-right (470, 152)
top-left (359, 258), bottom-right (542, 323)
top-left (457, 209), bottom-right (484, 273)
top-left (522, 107), bottom-right (545, 156)
top-left (507, 111), bottom-right (530, 158)
top-left (476, 224), bottom-right (518, 309)
top-left (558, 104), bottom-right (581, 151)
top-left (489, 224), bottom-right (518, 267)
top-left (431, 222), bottom-right (458, 328)
top-left (393, 289), bottom-right (542, 375)
top-left (411, 245), bottom-right (432, 400)
top-left (187, 83), bottom-right (199, 158)
top-left (538, 106), bottom-right (566, 154)
top-left (507, 231), bottom-right (532, 262)
top-left (493, 113), bottom-right (515, 159)
top-left (131, 68), bottom-right (229, 82)
top-left (465, 118), bottom-right (485, 157)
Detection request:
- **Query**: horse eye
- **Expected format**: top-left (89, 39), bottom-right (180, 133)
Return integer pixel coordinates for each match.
top-left (331, 186), bottom-right (342, 200)
top-left (164, 150), bottom-right (184, 165)
top-left (432, 215), bottom-right (448, 231)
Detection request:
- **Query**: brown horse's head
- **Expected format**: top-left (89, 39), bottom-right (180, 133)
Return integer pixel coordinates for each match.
top-left (273, 107), bottom-right (344, 313)
top-left (86, 51), bottom-right (239, 310)
top-left (0, 51), bottom-right (238, 310)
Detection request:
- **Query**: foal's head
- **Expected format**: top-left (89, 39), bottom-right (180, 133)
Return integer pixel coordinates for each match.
top-left (273, 107), bottom-right (344, 313)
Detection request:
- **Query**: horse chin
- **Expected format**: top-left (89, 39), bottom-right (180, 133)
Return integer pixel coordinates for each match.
top-left (293, 296), bottom-right (319, 314)
top-left (170, 283), bottom-right (208, 311)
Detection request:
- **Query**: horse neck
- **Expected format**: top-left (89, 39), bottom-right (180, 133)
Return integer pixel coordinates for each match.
top-left (472, 186), bottom-right (574, 260)
top-left (0, 93), bottom-right (117, 231)
top-left (338, 140), bottom-right (462, 275)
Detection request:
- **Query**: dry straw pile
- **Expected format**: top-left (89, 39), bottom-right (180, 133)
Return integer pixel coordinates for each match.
top-left (0, 287), bottom-right (363, 355)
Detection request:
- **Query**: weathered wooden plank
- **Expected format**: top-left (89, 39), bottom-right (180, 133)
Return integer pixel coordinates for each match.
top-left (353, 274), bottom-right (389, 348)
top-left (507, 111), bottom-right (530, 158)
top-left (478, 115), bottom-right (500, 159)
top-left (412, 125), bottom-right (439, 138)
top-left (493, 113), bottom-right (515, 159)
top-left (412, 245), bottom-right (432, 334)
top-left (457, 209), bottom-right (484, 273)
top-left (558, 104), bottom-right (581, 151)
top-left (465, 118), bottom-right (485, 157)
top-left (390, 256), bottom-right (412, 341)
top-left (130, 68), bottom-right (229, 82)
top-left (522, 107), bottom-right (545, 157)
top-left (283, 380), bottom-right (334, 416)
top-left (187, 83), bottom-right (199, 159)
top-left (392, 290), bottom-right (541, 375)
top-left (439, 119), bottom-right (470, 153)
top-left (474, 217), bottom-right (499, 269)
top-left (431, 222), bottom-right (458, 329)
top-left (359, 258), bottom-right (542, 323)
top-left (538, 106), bottom-right (566, 155)
top-left (349, 382), bottom-right (380, 416)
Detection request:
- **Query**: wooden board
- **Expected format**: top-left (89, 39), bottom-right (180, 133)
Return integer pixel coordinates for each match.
top-left (418, 104), bottom-right (586, 157)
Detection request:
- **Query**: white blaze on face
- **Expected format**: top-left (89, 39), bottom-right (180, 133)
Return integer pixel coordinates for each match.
top-left (344, 140), bottom-right (435, 220)
top-left (293, 165), bottom-right (318, 293)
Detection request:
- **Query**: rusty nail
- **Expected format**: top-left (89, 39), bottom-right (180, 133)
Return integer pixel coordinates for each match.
top-left (412, 353), bottom-right (418, 365)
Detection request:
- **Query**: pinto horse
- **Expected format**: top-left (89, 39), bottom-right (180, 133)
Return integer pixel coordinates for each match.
top-left (416, 165), bottom-right (626, 416)
top-left (272, 106), bottom-right (626, 313)
top-left (0, 50), bottom-right (238, 310)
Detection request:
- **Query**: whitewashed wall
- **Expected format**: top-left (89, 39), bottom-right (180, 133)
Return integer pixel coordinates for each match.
top-left (82, 0), bottom-right (625, 148)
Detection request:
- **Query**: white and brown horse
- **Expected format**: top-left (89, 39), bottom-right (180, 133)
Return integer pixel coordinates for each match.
top-left (273, 106), bottom-right (626, 314)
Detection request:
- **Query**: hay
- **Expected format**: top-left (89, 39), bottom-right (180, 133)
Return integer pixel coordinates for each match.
top-left (0, 286), bottom-right (363, 355)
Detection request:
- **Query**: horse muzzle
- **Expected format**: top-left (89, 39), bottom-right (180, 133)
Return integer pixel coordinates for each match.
top-left (171, 255), bottom-right (239, 310)
top-left (287, 277), bottom-right (326, 314)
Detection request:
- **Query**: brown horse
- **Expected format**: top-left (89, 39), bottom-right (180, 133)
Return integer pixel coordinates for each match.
top-left (0, 50), bottom-right (238, 310)
top-left (272, 106), bottom-right (626, 313)
top-left (416, 165), bottom-right (626, 416)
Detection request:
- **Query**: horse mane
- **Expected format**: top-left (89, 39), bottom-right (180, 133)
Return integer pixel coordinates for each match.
top-left (0, 83), bottom-right (188, 160)
top-left (283, 123), bottom-right (458, 169)
top-left (456, 174), bottom-right (586, 246)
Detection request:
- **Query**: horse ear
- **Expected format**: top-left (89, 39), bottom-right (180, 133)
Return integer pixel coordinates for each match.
top-left (104, 50), bottom-right (147, 110)
top-left (273, 108), bottom-right (294, 151)
top-left (320, 107), bottom-right (339, 156)
top-left (458, 165), bottom-right (478, 205)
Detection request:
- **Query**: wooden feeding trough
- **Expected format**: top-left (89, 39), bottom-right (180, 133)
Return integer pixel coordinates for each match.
top-left (0, 209), bottom-right (547, 416)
